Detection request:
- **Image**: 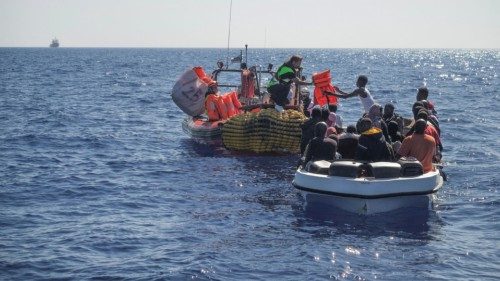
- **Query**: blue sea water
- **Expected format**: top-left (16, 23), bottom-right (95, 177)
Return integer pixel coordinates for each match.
top-left (0, 48), bottom-right (499, 280)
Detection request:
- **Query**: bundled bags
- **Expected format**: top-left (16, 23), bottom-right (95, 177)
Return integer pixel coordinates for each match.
top-left (172, 66), bottom-right (243, 121)
top-left (171, 67), bottom-right (211, 116)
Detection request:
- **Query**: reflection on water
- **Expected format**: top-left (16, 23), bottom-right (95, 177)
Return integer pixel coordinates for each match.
top-left (294, 193), bottom-right (444, 240)
top-left (179, 138), bottom-right (227, 157)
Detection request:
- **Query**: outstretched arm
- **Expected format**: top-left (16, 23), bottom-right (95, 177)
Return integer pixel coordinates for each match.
top-left (293, 77), bottom-right (313, 86)
top-left (323, 87), bottom-right (358, 99)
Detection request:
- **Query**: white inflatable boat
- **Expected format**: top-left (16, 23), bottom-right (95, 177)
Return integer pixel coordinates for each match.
top-left (293, 159), bottom-right (444, 214)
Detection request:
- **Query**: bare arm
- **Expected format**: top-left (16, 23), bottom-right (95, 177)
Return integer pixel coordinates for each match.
top-left (293, 77), bottom-right (313, 86)
top-left (324, 87), bottom-right (359, 98)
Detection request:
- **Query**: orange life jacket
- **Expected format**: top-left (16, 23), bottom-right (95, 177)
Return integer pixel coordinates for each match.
top-left (312, 69), bottom-right (338, 106)
top-left (240, 69), bottom-right (255, 98)
top-left (229, 91), bottom-right (242, 113)
top-left (223, 94), bottom-right (237, 117)
top-left (216, 95), bottom-right (228, 120)
top-left (193, 66), bottom-right (215, 85)
top-left (205, 94), bottom-right (220, 121)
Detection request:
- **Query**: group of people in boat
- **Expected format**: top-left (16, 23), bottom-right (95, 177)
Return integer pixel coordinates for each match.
top-left (301, 82), bottom-right (441, 174)
top-left (267, 55), bottom-right (442, 174)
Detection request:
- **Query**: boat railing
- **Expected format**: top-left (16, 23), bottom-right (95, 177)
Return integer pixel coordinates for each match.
top-left (211, 63), bottom-right (275, 96)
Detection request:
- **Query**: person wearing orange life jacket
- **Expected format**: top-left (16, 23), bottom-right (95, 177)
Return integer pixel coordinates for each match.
top-left (267, 55), bottom-right (312, 111)
top-left (204, 81), bottom-right (221, 121)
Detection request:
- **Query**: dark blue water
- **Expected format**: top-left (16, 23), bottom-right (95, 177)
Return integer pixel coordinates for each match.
top-left (1, 48), bottom-right (499, 280)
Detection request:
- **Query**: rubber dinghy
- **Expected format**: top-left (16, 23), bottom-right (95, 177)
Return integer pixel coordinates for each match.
top-left (293, 159), bottom-right (444, 214)
top-left (181, 116), bottom-right (225, 145)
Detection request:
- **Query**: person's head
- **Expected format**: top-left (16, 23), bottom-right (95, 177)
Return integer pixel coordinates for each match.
top-left (314, 122), bottom-right (328, 138)
top-left (388, 120), bottom-right (399, 136)
top-left (384, 103), bottom-right (395, 117)
top-left (289, 55), bottom-right (303, 68)
top-left (417, 87), bottom-right (429, 101)
top-left (412, 101), bottom-right (425, 118)
top-left (321, 107), bottom-right (330, 121)
top-left (311, 106), bottom-right (322, 119)
top-left (328, 104), bottom-right (338, 113)
top-left (326, 126), bottom-right (337, 139)
top-left (414, 119), bottom-right (427, 134)
top-left (328, 112), bottom-right (337, 126)
top-left (206, 81), bottom-right (218, 95)
top-left (420, 100), bottom-right (430, 110)
top-left (357, 118), bottom-right (372, 134)
top-left (356, 75), bottom-right (368, 87)
top-left (368, 103), bottom-right (382, 118)
top-left (417, 109), bottom-right (429, 121)
top-left (346, 125), bottom-right (357, 134)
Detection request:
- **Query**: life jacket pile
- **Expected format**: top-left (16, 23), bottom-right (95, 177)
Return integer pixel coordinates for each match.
top-left (312, 69), bottom-right (338, 107)
top-left (221, 108), bottom-right (307, 153)
top-left (205, 91), bottom-right (242, 121)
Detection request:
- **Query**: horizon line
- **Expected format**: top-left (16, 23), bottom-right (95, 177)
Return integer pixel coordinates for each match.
top-left (1, 46), bottom-right (499, 50)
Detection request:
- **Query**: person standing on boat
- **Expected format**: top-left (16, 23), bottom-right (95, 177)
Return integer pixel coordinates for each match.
top-left (267, 55), bottom-right (312, 112)
top-left (416, 87), bottom-right (437, 116)
top-left (328, 75), bottom-right (375, 114)
top-left (397, 119), bottom-right (436, 173)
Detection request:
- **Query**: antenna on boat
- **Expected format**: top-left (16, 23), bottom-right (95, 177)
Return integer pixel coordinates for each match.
top-left (245, 44), bottom-right (248, 65)
top-left (226, 0), bottom-right (233, 69)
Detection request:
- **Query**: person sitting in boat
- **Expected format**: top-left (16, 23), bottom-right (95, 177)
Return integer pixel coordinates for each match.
top-left (303, 122), bottom-right (338, 166)
top-left (355, 118), bottom-right (394, 162)
top-left (320, 106), bottom-right (331, 124)
top-left (416, 86), bottom-right (437, 116)
top-left (337, 125), bottom-right (359, 159)
top-left (420, 100), bottom-right (440, 135)
top-left (300, 106), bottom-right (322, 154)
top-left (327, 75), bottom-right (376, 115)
top-left (326, 127), bottom-right (343, 160)
top-left (406, 109), bottom-right (443, 154)
top-left (397, 119), bottom-right (436, 173)
top-left (367, 103), bottom-right (390, 142)
top-left (382, 103), bottom-right (404, 133)
top-left (267, 55), bottom-right (312, 112)
top-left (409, 101), bottom-right (440, 136)
top-left (387, 120), bottom-right (405, 153)
top-left (327, 104), bottom-right (343, 132)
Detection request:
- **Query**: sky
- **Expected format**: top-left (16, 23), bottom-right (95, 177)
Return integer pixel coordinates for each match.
top-left (0, 0), bottom-right (499, 48)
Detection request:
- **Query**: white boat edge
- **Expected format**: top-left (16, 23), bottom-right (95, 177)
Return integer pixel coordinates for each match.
top-left (293, 166), bottom-right (444, 214)
top-left (293, 168), bottom-right (443, 199)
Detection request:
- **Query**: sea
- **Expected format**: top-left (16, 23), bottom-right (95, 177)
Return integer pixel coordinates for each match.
top-left (0, 48), bottom-right (498, 280)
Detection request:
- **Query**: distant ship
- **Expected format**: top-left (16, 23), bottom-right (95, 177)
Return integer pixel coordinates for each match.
top-left (50, 38), bottom-right (59, 48)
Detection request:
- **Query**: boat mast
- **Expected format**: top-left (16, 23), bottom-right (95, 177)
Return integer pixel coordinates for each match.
top-left (226, 0), bottom-right (233, 69)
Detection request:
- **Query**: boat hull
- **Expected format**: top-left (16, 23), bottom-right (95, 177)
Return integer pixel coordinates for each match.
top-left (293, 169), bottom-right (443, 199)
top-left (293, 166), bottom-right (443, 214)
top-left (181, 116), bottom-right (224, 145)
top-left (301, 192), bottom-right (435, 214)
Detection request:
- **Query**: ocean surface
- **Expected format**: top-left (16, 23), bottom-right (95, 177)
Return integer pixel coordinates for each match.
top-left (0, 48), bottom-right (499, 280)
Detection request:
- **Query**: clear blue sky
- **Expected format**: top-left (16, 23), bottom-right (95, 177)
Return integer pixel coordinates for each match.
top-left (1, 0), bottom-right (499, 48)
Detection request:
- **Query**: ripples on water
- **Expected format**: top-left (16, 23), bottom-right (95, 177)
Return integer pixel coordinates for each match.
top-left (0, 48), bottom-right (499, 280)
